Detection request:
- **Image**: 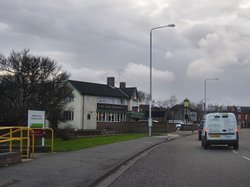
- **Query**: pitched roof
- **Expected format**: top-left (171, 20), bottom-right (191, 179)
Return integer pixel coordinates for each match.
top-left (69, 80), bottom-right (129, 98)
top-left (169, 104), bottom-right (183, 111)
top-left (169, 104), bottom-right (195, 112)
top-left (236, 106), bottom-right (250, 113)
top-left (120, 87), bottom-right (137, 98)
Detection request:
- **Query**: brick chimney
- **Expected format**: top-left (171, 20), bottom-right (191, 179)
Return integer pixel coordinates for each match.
top-left (120, 82), bottom-right (126, 89)
top-left (107, 77), bottom-right (115, 87)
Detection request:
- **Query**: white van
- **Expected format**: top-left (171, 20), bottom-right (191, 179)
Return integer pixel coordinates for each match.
top-left (201, 112), bottom-right (239, 149)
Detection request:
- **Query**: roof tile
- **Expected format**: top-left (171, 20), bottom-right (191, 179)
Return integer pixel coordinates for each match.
top-left (69, 80), bottom-right (130, 98)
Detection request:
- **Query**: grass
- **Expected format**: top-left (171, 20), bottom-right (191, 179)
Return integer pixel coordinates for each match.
top-left (50, 133), bottom-right (147, 152)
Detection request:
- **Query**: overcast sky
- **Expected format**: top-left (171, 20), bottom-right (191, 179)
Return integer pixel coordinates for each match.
top-left (0, 0), bottom-right (250, 106)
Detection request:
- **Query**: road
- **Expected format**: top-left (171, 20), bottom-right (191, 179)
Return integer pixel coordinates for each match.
top-left (109, 129), bottom-right (250, 187)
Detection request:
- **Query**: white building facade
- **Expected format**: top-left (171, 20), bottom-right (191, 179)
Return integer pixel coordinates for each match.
top-left (58, 77), bottom-right (142, 130)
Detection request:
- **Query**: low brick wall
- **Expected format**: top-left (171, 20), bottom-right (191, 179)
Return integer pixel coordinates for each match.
top-left (97, 122), bottom-right (176, 133)
top-left (0, 152), bottom-right (21, 167)
top-left (181, 124), bottom-right (198, 131)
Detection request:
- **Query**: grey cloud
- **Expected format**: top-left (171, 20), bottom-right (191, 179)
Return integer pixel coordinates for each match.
top-left (0, 0), bottom-right (250, 105)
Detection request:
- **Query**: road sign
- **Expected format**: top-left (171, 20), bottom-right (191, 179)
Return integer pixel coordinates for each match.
top-left (28, 110), bottom-right (45, 128)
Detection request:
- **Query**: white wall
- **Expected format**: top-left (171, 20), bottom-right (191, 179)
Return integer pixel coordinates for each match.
top-left (83, 96), bottom-right (97, 129)
top-left (58, 89), bottom-right (83, 129)
top-left (127, 92), bottom-right (139, 111)
top-left (59, 85), bottom-right (138, 130)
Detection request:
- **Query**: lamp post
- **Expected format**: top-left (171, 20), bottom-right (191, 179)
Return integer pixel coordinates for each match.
top-left (204, 78), bottom-right (219, 114)
top-left (148, 24), bottom-right (175, 137)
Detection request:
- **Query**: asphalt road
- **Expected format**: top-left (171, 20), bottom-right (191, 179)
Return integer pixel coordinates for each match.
top-left (109, 129), bottom-right (250, 187)
top-left (0, 135), bottom-right (170, 187)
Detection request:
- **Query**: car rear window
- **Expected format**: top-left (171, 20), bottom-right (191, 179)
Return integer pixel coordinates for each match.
top-left (207, 115), bottom-right (220, 121)
top-left (206, 114), bottom-right (236, 128)
top-left (222, 114), bottom-right (228, 118)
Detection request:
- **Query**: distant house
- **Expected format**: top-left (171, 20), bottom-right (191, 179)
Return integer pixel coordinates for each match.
top-left (231, 106), bottom-right (250, 128)
top-left (168, 104), bottom-right (199, 123)
top-left (58, 77), bottom-right (143, 130)
top-left (139, 104), bottom-right (167, 122)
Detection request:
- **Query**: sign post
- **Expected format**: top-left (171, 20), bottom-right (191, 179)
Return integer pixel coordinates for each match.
top-left (183, 98), bottom-right (192, 132)
top-left (183, 98), bottom-right (189, 121)
top-left (28, 110), bottom-right (45, 146)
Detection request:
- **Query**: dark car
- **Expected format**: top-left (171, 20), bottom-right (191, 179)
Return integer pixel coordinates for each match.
top-left (198, 120), bottom-right (204, 140)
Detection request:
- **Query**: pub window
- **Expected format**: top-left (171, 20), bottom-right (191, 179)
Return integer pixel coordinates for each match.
top-left (96, 113), bottom-right (99, 121)
top-left (117, 113), bottom-right (122, 122)
top-left (63, 111), bottom-right (74, 121)
top-left (108, 113), bottom-right (112, 121)
top-left (87, 113), bottom-right (91, 120)
top-left (98, 113), bottom-right (105, 121)
top-left (111, 113), bottom-right (115, 121)
top-left (86, 96), bottom-right (92, 103)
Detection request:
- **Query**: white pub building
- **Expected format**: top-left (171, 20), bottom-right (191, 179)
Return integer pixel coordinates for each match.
top-left (59, 77), bottom-right (143, 130)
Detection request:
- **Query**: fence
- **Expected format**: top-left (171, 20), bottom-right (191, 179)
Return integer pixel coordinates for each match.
top-left (0, 126), bottom-right (35, 159)
top-left (0, 126), bottom-right (54, 160)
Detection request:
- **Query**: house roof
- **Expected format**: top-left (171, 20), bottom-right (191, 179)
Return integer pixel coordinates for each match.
top-left (69, 80), bottom-right (132, 98)
top-left (169, 104), bottom-right (195, 112)
top-left (236, 106), bottom-right (250, 113)
top-left (120, 87), bottom-right (137, 98)
top-left (169, 104), bottom-right (183, 112)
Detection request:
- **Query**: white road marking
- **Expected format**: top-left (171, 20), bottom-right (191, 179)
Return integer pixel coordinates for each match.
top-left (242, 156), bottom-right (250, 161)
top-left (232, 150), bottom-right (238, 154)
top-left (232, 150), bottom-right (250, 161)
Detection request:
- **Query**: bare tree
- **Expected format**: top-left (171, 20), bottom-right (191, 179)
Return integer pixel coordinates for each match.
top-left (138, 90), bottom-right (150, 104)
top-left (159, 95), bottom-right (178, 108)
top-left (0, 49), bottom-right (73, 128)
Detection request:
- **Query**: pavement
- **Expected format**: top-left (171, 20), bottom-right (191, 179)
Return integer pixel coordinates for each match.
top-left (0, 131), bottom-right (194, 187)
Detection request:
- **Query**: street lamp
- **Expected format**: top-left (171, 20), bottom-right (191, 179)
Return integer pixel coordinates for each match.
top-left (204, 78), bottom-right (219, 114)
top-left (149, 24), bottom-right (175, 137)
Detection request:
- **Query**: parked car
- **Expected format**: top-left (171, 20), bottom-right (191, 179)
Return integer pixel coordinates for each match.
top-left (168, 120), bottom-right (185, 124)
top-left (197, 120), bottom-right (204, 140)
top-left (176, 123), bottom-right (183, 130)
top-left (201, 112), bottom-right (239, 149)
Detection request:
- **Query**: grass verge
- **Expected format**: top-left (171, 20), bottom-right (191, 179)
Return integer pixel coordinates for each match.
top-left (52, 133), bottom-right (147, 152)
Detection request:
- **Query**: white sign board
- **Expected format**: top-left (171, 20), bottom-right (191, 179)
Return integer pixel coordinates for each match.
top-left (28, 110), bottom-right (45, 128)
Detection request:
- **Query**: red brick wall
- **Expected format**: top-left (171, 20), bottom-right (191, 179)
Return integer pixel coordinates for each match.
top-left (97, 122), bottom-right (176, 133)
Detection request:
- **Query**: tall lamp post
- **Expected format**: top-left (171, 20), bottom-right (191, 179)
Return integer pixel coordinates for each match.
top-left (204, 78), bottom-right (219, 114)
top-left (149, 24), bottom-right (175, 137)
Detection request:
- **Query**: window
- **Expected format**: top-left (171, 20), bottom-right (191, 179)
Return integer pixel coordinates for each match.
top-left (97, 112), bottom-right (105, 122)
top-left (97, 97), bottom-right (126, 105)
top-left (63, 111), bottom-right (74, 121)
top-left (87, 113), bottom-right (91, 120)
top-left (86, 96), bottom-right (92, 103)
top-left (97, 112), bottom-right (126, 122)
top-left (238, 115), bottom-right (241, 120)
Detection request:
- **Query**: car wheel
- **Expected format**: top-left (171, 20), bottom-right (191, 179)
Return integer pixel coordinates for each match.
top-left (198, 135), bottom-right (201, 140)
top-left (203, 142), bottom-right (208, 149)
top-left (233, 142), bottom-right (239, 150)
top-left (202, 139), bottom-right (208, 149)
